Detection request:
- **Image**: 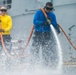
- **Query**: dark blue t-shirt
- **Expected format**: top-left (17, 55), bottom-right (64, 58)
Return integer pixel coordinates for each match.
top-left (33, 9), bottom-right (58, 32)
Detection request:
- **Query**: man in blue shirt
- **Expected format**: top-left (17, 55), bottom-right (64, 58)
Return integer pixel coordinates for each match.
top-left (30, 2), bottom-right (60, 68)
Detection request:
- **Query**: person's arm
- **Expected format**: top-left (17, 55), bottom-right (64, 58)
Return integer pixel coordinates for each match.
top-left (5, 16), bottom-right (12, 31)
top-left (33, 10), bottom-right (44, 26)
top-left (51, 14), bottom-right (60, 34)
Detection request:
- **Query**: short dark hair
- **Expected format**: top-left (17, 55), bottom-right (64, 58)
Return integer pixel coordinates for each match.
top-left (46, 2), bottom-right (53, 7)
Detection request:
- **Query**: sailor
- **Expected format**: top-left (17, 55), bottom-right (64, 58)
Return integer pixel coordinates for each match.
top-left (0, 6), bottom-right (12, 53)
top-left (30, 2), bottom-right (60, 68)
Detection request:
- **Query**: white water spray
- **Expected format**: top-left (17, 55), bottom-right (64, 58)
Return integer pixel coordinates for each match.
top-left (0, 25), bottom-right (63, 75)
top-left (50, 25), bottom-right (63, 71)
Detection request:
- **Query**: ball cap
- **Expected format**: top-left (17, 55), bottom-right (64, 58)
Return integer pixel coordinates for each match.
top-left (0, 6), bottom-right (7, 10)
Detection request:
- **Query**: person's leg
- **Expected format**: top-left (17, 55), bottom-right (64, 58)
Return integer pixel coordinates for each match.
top-left (3, 35), bottom-right (12, 53)
top-left (30, 31), bottom-right (42, 65)
top-left (2, 35), bottom-right (12, 68)
top-left (41, 32), bottom-right (51, 66)
top-left (42, 32), bottom-right (59, 68)
top-left (0, 41), bottom-right (2, 54)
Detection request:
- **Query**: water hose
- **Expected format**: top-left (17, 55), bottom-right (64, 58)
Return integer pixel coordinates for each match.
top-left (58, 24), bottom-right (76, 50)
top-left (0, 20), bottom-right (14, 58)
top-left (0, 8), bottom-right (75, 59)
top-left (13, 25), bottom-right (34, 58)
top-left (0, 33), bottom-right (14, 58)
top-left (24, 25), bottom-right (34, 48)
top-left (0, 25), bottom-right (34, 59)
top-left (0, 13), bottom-right (33, 58)
top-left (0, 32), bottom-right (30, 59)
top-left (40, 8), bottom-right (76, 50)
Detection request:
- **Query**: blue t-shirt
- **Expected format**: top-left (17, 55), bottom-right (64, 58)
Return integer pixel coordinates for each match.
top-left (33, 9), bottom-right (59, 32)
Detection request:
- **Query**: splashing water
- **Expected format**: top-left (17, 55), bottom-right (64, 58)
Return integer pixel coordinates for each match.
top-left (50, 25), bottom-right (63, 71)
top-left (0, 25), bottom-right (63, 75)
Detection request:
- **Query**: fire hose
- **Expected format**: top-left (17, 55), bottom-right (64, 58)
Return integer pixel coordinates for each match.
top-left (0, 31), bottom-right (30, 59)
top-left (58, 24), bottom-right (76, 50)
top-left (0, 25), bottom-right (34, 59)
top-left (13, 25), bottom-right (34, 58)
top-left (0, 8), bottom-right (76, 59)
top-left (40, 8), bottom-right (76, 50)
top-left (0, 33), bottom-right (14, 58)
top-left (0, 19), bottom-right (14, 58)
top-left (0, 17), bottom-right (33, 58)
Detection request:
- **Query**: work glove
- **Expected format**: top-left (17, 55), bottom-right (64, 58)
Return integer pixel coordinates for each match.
top-left (0, 29), bottom-right (5, 32)
top-left (46, 17), bottom-right (51, 25)
top-left (42, 17), bottom-right (51, 25)
top-left (42, 21), bottom-right (49, 25)
top-left (44, 21), bottom-right (50, 25)
top-left (55, 26), bottom-right (60, 34)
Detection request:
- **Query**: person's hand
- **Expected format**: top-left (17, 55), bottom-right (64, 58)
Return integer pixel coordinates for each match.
top-left (42, 21), bottom-right (49, 25)
top-left (0, 29), bottom-right (5, 32)
top-left (46, 17), bottom-right (51, 25)
top-left (44, 21), bottom-right (50, 25)
top-left (56, 29), bottom-right (60, 34)
top-left (42, 17), bottom-right (51, 25)
top-left (55, 26), bottom-right (60, 34)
